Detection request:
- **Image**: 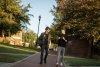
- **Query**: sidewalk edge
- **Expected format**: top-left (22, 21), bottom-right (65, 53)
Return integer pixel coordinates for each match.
top-left (11, 53), bottom-right (40, 66)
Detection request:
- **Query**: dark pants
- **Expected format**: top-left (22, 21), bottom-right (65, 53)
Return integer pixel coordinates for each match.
top-left (40, 45), bottom-right (48, 63)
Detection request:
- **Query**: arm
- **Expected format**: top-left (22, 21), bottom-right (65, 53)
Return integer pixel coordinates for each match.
top-left (48, 34), bottom-right (51, 44)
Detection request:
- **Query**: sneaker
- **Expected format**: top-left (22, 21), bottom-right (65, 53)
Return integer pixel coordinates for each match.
top-left (60, 62), bottom-right (63, 66)
top-left (44, 60), bottom-right (46, 63)
top-left (56, 62), bottom-right (59, 66)
top-left (39, 61), bottom-right (43, 64)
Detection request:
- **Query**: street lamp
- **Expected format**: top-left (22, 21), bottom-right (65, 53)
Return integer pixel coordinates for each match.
top-left (36, 15), bottom-right (41, 46)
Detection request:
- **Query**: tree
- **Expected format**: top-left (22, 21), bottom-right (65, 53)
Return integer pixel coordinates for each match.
top-left (50, 24), bottom-right (59, 44)
top-left (22, 29), bottom-right (37, 48)
top-left (52, 0), bottom-right (100, 40)
top-left (51, 0), bottom-right (100, 58)
top-left (0, 0), bottom-right (32, 37)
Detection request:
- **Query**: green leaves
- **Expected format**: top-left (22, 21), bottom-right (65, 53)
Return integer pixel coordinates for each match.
top-left (0, 0), bottom-right (32, 37)
top-left (52, 0), bottom-right (100, 40)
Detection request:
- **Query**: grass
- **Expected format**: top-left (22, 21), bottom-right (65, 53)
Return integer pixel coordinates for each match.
top-left (0, 43), bottom-right (38, 63)
top-left (0, 44), bottom-right (37, 54)
top-left (64, 56), bottom-right (100, 66)
top-left (0, 54), bottom-right (27, 63)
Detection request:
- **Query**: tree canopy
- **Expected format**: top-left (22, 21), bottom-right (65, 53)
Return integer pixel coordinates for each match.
top-left (22, 29), bottom-right (37, 48)
top-left (0, 0), bottom-right (32, 37)
top-left (51, 0), bottom-right (100, 41)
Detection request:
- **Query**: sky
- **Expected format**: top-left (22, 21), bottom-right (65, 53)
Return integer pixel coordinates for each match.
top-left (21, 0), bottom-right (57, 35)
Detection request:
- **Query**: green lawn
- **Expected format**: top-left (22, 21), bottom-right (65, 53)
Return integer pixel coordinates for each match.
top-left (0, 43), bottom-right (38, 63)
top-left (64, 56), bottom-right (100, 66)
top-left (0, 54), bottom-right (27, 63)
top-left (0, 45), bottom-right (37, 54)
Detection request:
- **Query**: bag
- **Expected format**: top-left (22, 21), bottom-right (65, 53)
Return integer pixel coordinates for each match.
top-left (38, 33), bottom-right (44, 46)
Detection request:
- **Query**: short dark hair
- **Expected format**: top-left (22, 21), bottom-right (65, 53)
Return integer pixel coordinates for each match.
top-left (45, 27), bottom-right (50, 30)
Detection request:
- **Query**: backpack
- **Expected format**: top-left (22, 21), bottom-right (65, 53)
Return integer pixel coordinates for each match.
top-left (38, 33), bottom-right (44, 46)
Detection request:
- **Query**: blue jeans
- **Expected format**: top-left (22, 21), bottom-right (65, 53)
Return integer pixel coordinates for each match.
top-left (40, 45), bottom-right (48, 63)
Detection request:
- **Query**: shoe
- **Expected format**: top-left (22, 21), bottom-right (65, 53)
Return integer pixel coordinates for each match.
top-left (60, 62), bottom-right (63, 66)
top-left (44, 59), bottom-right (47, 63)
top-left (56, 62), bottom-right (59, 66)
top-left (40, 61), bottom-right (43, 64)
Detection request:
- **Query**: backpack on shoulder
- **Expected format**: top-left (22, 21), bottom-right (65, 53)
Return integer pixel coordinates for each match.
top-left (38, 33), bottom-right (44, 47)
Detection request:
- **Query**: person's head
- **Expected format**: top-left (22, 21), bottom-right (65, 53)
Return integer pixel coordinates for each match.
top-left (45, 26), bottom-right (50, 33)
top-left (61, 29), bottom-right (65, 35)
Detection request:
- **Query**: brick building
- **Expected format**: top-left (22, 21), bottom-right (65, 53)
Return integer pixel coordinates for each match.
top-left (10, 31), bottom-right (22, 46)
top-left (0, 31), bottom-right (23, 46)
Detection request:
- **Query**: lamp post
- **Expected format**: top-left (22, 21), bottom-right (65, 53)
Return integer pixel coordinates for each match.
top-left (36, 15), bottom-right (41, 46)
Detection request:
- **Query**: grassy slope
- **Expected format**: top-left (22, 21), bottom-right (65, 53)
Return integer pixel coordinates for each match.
top-left (0, 45), bottom-right (36, 54)
top-left (0, 44), bottom-right (38, 63)
top-left (0, 54), bottom-right (27, 63)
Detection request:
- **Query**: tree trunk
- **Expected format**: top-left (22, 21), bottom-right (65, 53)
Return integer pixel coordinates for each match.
top-left (2, 30), bottom-right (5, 37)
top-left (88, 36), bottom-right (94, 58)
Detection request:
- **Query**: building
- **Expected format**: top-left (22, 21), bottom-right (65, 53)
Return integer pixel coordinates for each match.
top-left (0, 31), bottom-right (23, 46)
top-left (10, 31), bottom-right (23, 46)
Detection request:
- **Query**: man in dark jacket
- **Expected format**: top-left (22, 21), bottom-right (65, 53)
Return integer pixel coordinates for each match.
top-left (39, 27), bottom-right (50, 64)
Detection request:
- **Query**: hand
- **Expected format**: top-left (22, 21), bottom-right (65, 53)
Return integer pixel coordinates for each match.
top-left (63, 37), bottom-right (67, 42)
top-left (65, 40), bottom-right (67, 42)
top-left (63, 37), bottom-right (66, 40)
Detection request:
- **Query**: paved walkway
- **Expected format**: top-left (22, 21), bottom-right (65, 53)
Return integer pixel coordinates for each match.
top-left (11, 53), bottom-right (64, 67)
top-left (0, 62), bottom-right (13, 67)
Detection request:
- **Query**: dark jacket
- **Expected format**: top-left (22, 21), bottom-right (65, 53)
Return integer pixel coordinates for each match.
top-left (58, 34), bottom-right (67, 47)
top-left (38, 32), bottom-right (50, 46)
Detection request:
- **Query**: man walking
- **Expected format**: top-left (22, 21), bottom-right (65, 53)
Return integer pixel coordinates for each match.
top-left (38, 27), bottom-right (50, 64)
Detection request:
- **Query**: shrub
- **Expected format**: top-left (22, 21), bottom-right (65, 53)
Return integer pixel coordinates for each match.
top-left (2, 38), bottom-right (10, 44)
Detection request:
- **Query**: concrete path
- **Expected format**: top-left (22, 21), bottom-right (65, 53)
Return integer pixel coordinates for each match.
top-left (11, 53), bottom-right (64, 67)
top-left (0, 62), bottom-right (13, 67)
